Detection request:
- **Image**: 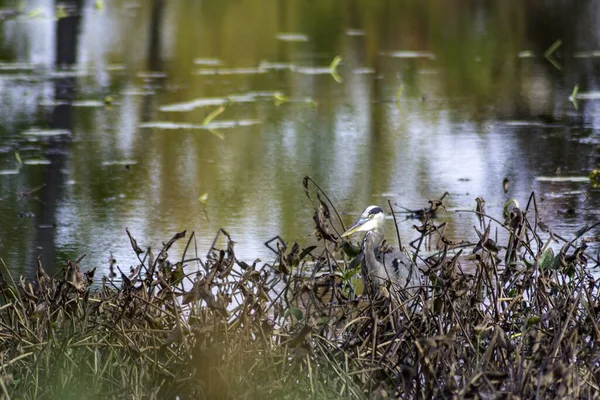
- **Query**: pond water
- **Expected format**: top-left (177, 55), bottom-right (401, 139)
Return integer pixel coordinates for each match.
top-left (1, 0), bottom-right (600, 278)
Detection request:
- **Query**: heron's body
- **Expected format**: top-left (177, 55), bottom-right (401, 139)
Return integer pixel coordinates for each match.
top-left (342, 206), bottom-right (421, 299)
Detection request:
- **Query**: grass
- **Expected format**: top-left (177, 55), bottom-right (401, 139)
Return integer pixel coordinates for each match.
top-left (0, 180), bottom-right (599, 399)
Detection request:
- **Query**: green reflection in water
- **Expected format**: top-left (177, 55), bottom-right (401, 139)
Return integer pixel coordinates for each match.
top-left (0, 0), bottom-right (597, 278)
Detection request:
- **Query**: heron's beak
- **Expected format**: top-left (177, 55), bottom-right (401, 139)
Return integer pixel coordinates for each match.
top-left (341, 217), bottom-right (368, 238)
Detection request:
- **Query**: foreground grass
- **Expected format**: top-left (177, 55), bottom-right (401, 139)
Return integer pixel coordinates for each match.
top-left (1, 185), bottom-right (599, 399)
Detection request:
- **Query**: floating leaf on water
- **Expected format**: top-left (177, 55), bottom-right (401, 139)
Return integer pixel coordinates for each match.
top-left (329, 56), bottom-right (342, 72)
top-left (294, 66), bottom-right (332, 75)
top-left (544, 39), bottom-right (562, 58)
top-left (105, 64), bottom-right (125, 71)
top-left (208, 129), bottom-right (224, 139)
top-left (159, 97), bottom-right (227, 112)
top-left (395, 85), bottom-right (404, 111)
top-left (329, 55), bottom-right (343, 83)
top-left (570, 85), bottom-right (579, 110)
top-left (160, 91), bottom-right (277, 112)
top-left (0, 62), bottom-right (36, 71)
top-left (56, 4), bottom-right (67, 19)
top-left (227, 93), bottom-right (259, 103)
top-left (382, 50), bottom-right (435, 59)
top-left (544, 39), bottom-right (562, 71)
top-left (72, 100), bottom-right (105, 107)
top-left (50, 70), bottom-right (88, 78)
top-left (258, 60), bottom-right (295, 71)
top-left (195, 67), bottom-right (267, 76)
top-left (139, 120), bottom-right (261, 130)
top-left (102, 160), bottom-right (137, 166)
top-left (571, 85), bottom-right (579, 99)
top-left (535, 176), bottom-right (590, 183)
top-left (589, 169), bottom-right (600, 182)
top-left (23, 159), bottom-right (51, 165)
top-left (27, 7), bottom-right (44, 18)
top-left (198, 193), bottom-right (208, 204)
top-left (275, 32), bottom-right (309, 42)
top-left (352, 67), bottom-right (375, 75)
top-left (273, 92), bottom-right (288, 106)
top-left (14, 152), bottom-right (22, 165)
top-left (504, 120), bottom-right (561, 128)
top-left (22, 129), bottom-right (71, 137)
top-left (193, 58), bottom-right (222, 66)
top-left (574, 91), bottom-right (600, 100)
top-left (518, 50), bottom-right (535, 58)
top-left (203, 105), bottom-right (226, 125)
top-left (137, 71), bottom-right (167, 79)
top-left (346, 29), bottom-right (365, 36)
top-left (303, 97), bottom-right (317, 107)
top-left (121, 89), bottom-right (155, 96)
top-left (95, 0), bottom-right (104, 11)
top-left (139, 122), bottom-right (201, 130)
top-left (574, 51), bottom-right (600, 58)
top-left (204, 119), bottom-right (261, 129)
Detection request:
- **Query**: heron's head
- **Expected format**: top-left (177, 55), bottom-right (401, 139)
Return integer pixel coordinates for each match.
top-left (341, 205), bottom-right (385, 237)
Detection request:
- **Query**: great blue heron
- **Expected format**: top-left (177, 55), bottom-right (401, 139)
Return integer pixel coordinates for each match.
top-left (342, 205), bottom-right (422, 301)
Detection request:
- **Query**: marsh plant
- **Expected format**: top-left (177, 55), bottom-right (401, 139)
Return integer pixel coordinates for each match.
top-left (0, 179), bottom-right (599, 399)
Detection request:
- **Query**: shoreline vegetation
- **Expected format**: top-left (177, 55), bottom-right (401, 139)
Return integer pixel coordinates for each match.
top-left (1, 178), bottom-right (599, 399)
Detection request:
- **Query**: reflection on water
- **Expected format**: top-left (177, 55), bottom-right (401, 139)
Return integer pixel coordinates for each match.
top-left (1, 0), bottom-right (600, 278)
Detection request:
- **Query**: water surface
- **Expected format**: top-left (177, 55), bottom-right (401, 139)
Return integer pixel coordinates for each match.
top-left (1, 0), bottom-right (600, 278)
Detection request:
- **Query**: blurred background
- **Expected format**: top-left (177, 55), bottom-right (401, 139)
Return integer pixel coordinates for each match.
top-left (1, 0), bottom-right (600, 278)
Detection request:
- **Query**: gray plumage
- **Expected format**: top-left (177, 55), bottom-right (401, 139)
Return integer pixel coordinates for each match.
top-left (342, 205), bottom-right (422, 300)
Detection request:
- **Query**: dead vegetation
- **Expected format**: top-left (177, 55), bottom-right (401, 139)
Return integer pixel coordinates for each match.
top-left (0, 179), bottom-right (599, 399)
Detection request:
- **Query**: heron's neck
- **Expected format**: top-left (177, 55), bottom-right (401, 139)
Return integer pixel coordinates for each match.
top-left (362, 231), bottom-right (384, 271)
